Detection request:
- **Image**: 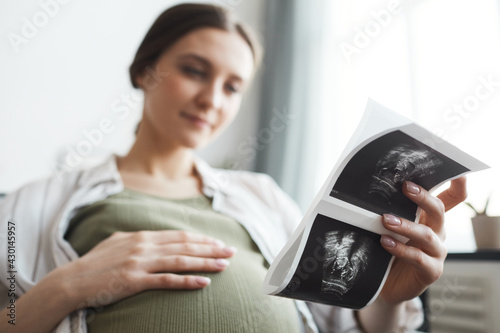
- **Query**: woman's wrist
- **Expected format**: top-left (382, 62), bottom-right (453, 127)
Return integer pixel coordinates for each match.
top-left (0, 266), bottom-right (81, 333)
top-left (48, 262), bottom-right (87, 312)
top-left (32, 266), bottom-right (82, 320)
top-left (357, 297), bottom-right (406, 333)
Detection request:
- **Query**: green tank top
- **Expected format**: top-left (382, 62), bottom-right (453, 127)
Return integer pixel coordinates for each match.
top-left (65, 188), bottom-right (302, 333)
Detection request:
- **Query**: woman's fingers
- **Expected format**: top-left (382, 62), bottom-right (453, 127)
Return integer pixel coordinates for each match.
top-left (142, 273), bottom-right (212, 290)
top-left (402, 181), bottom-right (446, 232)
top-left (117, 233), bottom-right (237, 269)
top-left (123, 241), bottom-right (236, 259)
top-left (382, 214), bottom-right (446, 257)
top-left (380, 235), bottom-right (443, 284)
top-left (130, 254), bottom-right (231, 290)
top-left (115, 233), bottom-right (236, 273)
top-left (145, 255), bottom-right (231, 273)
top-left (158, 242), bottom-right (237, 258)
top-left (66, 230), bottom-right (235, 309)
top-left (436, 176), bottom-right (468, 212)
top-left (86, 230), bottom-right (236, 295)
top-left (377, 179), bottom-right (467, 304)
top-left (111, 230), bottom-right (225, 246)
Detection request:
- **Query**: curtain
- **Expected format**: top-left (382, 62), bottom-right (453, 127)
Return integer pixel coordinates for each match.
top-left (255, 0), bottom-right (331, 211)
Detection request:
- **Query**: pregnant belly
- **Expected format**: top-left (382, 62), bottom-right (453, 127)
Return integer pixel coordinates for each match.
top-left (85, 262), bottom-right (302, 333)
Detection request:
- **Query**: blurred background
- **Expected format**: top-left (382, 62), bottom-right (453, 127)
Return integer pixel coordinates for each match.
top-left (1, 0), bottom-right (500, 255)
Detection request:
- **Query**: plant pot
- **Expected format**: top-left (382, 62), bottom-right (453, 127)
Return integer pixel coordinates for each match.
top-left (471, 215), bottom-right (500, 249)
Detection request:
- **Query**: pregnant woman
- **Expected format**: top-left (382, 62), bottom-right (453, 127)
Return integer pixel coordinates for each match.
top-left (0, 3), bottom-right (467, 332)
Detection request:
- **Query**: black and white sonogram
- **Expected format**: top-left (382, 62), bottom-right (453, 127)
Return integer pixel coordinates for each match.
top-left (331, 130), bottom-right (469, 221)
top-left (321, 230), bottom-right (369, 296)
top-left (277, 214), bottom-right (392, 309)
top-left (368, 144), bottom-right (442, 201)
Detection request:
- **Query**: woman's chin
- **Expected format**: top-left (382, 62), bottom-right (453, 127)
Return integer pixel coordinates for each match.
top-left (180, 135), bottom-right (212, 150)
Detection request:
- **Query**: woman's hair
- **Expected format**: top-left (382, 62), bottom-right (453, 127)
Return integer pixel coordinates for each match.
top-left (129, 3), bottom-right (263, 89)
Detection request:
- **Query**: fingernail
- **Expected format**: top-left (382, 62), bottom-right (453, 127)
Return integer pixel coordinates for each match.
top-left (384, 214), bottom-right (401, 226)
top-left (381, 235), bottom-right (396, 248)
top-left (215, 259), bottom-right (230, 268)
top-left (223, 246), bottom-right (237, 255)
top-left (406, 181), bottom-right (421, 195)
top-left (214, 239), bottom-right (225, 247)
top-left (196, 277), bottom-right (211, 286)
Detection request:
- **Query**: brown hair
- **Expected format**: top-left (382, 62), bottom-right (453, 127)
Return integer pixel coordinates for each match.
top-left (129, 3), bottom-right (263, 89)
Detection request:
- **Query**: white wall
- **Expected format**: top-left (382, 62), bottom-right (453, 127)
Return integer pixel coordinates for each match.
top-left (0, 0), bottom-right (266, 193)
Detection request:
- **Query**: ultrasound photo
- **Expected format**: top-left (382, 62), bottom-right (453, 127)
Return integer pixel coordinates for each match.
top-left (264, 102), bottom-right (488, 310)
top-left (368, 144), bottom-right (443, 201)
top-left (321, 230), bottom-right (370, 296)
top-left (277, 214), bottom-right (392, 309)
top-left (330, 130), bottom-right (470, 221)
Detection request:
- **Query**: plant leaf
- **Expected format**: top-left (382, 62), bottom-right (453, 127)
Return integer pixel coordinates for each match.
top-left (465, 202), bottom-right (479, 215)
top-left (483, 192), bottom-right (492, 215)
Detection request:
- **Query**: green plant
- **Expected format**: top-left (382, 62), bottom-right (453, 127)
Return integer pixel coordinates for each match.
top-left (465, 194), bottom-right (491, 216)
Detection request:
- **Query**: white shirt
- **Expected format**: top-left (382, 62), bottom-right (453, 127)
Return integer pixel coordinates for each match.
top-left (0, 154), bottom-right (422, 332)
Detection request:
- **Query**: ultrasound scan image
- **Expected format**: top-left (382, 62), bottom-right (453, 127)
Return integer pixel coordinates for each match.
top-left (368, 143), bottom-right (443, 203)
top-left (277, 214), bottom-right (392, 309)
top-left (330, 130), bottom-right (470, 221)
top-left (321, 230), bottom-right (369, 296)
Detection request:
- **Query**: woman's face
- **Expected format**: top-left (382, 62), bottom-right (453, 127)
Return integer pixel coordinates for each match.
top-left (137, 27), bottom-right (255, 150)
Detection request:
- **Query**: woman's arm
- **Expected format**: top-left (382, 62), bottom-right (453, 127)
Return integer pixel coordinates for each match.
top-left (358, 177), bottom-right (467, 333)
top-left (356, 298), bottom-right (422, 333)
top-left (0, 230), bottom-right (235, 333)
top-left (0, 264), bottom-right (80, 333)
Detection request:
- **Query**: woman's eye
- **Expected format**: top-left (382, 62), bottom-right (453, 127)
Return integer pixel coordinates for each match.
top-left (182, 66), bottom-right (205, 77)
top-left (226, 84), bottom-right (239, 94)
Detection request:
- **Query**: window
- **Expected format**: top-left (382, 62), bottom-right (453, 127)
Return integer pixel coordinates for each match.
top-left (316, 0), bottom-right (500, 251)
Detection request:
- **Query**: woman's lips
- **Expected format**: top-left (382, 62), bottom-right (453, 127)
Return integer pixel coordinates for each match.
top-left (181, 112), bottom-right (211, 129)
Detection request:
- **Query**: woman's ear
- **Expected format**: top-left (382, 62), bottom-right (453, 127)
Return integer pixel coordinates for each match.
top-left (134, 121), bottom-right (141, 136)
top-left (135, 68), bottom-right (164, 91)
top-left (135, 73), bottom-right (145, 90)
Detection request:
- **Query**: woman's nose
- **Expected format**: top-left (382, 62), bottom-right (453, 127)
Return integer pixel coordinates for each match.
top-left (196, 82), bottom-right (223, 111)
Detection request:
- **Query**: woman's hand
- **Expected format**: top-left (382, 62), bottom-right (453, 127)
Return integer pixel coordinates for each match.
top-left (60, 230), bottom-right (236, 310)
top-left (1, 230), bottom-right (234, 333)
top-left (378, 177), bottom-right (467, 304)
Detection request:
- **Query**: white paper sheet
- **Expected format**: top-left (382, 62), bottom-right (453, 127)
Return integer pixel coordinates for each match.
top-left (262, 99), bottom-right (489, 309)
